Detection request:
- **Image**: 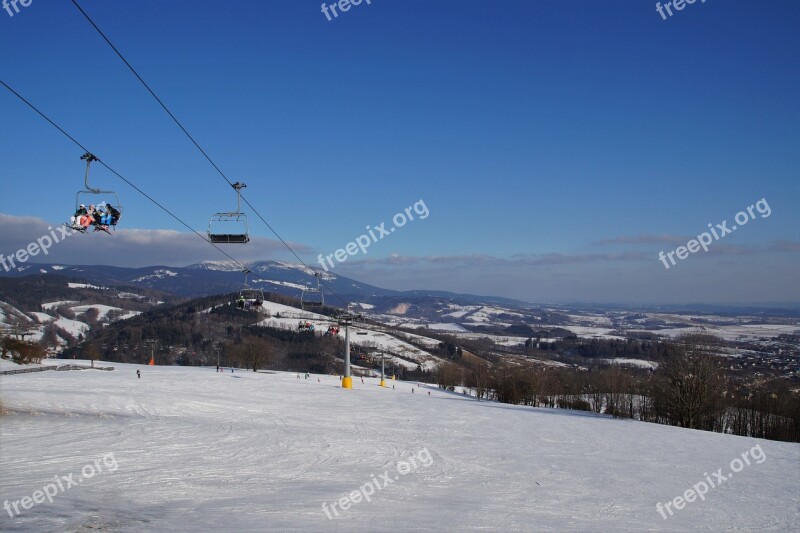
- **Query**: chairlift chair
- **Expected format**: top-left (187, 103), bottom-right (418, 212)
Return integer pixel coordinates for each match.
top-left (208, 182), bottom-right (249, 244)
top-left (240, 287), bottom-right (264, 300)
top-left (336, 307), bottom-right (364, 327)
top-left (237, 269), bottom-right (264, 309)
top-left (240, 287), bottom-right (265, 306)
top-left (74, 153), bottom-right (123, 228)
top-left (301, 272), bottom-right (325, 309)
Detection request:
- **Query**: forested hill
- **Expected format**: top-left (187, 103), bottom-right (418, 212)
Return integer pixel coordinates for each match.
top-left (58, 292), bottom-right (363, 375)
top-left (0, 275), bottom-right (174, 314)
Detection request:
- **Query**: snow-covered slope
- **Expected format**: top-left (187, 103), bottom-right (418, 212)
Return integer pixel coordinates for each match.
top-left (1, 364), bottom-right (797, 531)
top-left (256, 305), bottom-right (444, 370)
top-left (0, 286), bottom-right (148, 355)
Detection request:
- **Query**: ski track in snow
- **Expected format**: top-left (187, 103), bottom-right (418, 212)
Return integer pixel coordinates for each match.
top-left (0, 363), bottom-right (798, 532)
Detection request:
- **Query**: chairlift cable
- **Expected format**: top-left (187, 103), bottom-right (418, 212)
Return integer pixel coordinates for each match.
top-left (0, 78), bottom-right (248, 272)
top-left (69, 0), bottom-right (348, 309)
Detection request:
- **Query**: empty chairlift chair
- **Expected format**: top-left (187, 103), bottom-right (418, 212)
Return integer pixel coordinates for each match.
top-left (208, 182), bottom-right (250, 244)
top-left (301, 272), bottom-right (325, 310)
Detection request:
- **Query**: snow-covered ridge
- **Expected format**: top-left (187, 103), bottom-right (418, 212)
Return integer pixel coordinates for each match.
top-left (188, 260), bottom-right (243, 272)
top-left (41, 300), bottom-right (79, 311)
top-left (68, 282), bottom-right (105, 290)
top-left (253, 279), bottom-right (309, 291)
top-left (131, 269), bottom-right (178, 282)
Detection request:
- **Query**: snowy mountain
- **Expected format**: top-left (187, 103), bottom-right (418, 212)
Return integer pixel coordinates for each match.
top-left (0, 261), bottom-right (534, 314)
top-left (0, 261), bottom-right (407, 301)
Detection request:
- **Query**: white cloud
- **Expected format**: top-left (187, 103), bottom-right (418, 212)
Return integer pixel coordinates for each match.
top-left (0, 214), bottom-right (310, 268)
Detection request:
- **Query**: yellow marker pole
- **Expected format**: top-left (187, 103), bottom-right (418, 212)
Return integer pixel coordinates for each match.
top-left (340, 313), bottom-right (353, 389)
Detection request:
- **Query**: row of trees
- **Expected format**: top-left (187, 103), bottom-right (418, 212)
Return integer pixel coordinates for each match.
top-left (438, 335), bottom-right (799, 442)
top-left (0, 337), bottom-right (45, 364)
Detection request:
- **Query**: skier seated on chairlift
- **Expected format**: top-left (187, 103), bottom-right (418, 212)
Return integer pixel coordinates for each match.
top-left (70, 204), bottom-right (92, 230)
top-left (237, 295), bottom-right (246, 309)
top-left (96, 202), bottom-right (119, 228)
top-left (105, 203), bottom-right (120, 226)
top-left (92, 207), bottom-right (111, 232)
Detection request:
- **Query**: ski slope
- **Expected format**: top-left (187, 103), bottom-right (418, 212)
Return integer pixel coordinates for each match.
top-left (1, 363), bottom-right (798, 532)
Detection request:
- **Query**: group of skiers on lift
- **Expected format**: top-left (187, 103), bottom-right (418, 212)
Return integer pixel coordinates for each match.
top-left (297, 322), bottom-right (340, 336)
top-left (237, 294), bottom-right (264, 309)
top-left (70, 203), bottom-right (121, 232)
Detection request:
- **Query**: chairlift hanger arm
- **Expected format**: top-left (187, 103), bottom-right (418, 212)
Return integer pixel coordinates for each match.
top-left (81, 152), bottom-right (100, 192)
top-left (232, 181), bottom-right (246, 213)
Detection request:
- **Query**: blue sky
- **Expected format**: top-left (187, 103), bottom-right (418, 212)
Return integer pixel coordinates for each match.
top-left (1, 0), bottom-right (798, 305)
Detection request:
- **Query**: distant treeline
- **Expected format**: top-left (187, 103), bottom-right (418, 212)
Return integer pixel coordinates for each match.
top-left (436, 335), bottom-right (799, 443)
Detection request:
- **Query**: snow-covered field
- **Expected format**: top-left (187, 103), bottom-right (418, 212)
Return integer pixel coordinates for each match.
top-left (71, 305), bottom-right (123, 320)
top-left (466, 306), bottom-right (525, 323)
top-left (649, 324), bottom-right (800, 341)
top-left (563, 326), bottom-right (626, 340)
top-left (41, 301), bottom-right (79, 311)
top-left (27, 312), bottom-right (54, 324)
top-left (391, 330), bottom-right (442, 349)
top-left (1, 363), bottom-right (797, 532)
top-left (455, 332), bottom-right (530, 347)
top-left (598, 358), bottom-right (660, 370)
top-left (423, 322), bottom-right (468, 332)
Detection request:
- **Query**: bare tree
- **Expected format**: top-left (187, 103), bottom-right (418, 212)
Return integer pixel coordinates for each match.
top-left (84, 342), bottom-right (99, 368)
top-left (437, 362), bottom-right (462, 391)
top-left (657, 335), bottom-right (726, 430)
top-left (1, 337), bottom-right (45, 364)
